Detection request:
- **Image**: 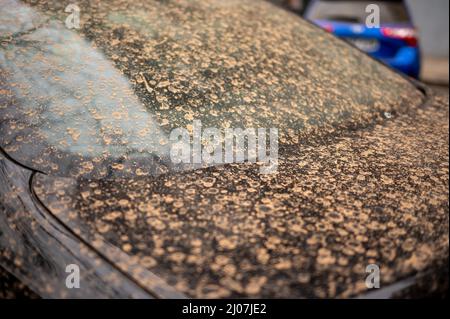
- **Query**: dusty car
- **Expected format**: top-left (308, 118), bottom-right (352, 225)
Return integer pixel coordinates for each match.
top-left (304, 0), bottom-right (421, 78)
top-left (0, 0), bottom-right (448, 299)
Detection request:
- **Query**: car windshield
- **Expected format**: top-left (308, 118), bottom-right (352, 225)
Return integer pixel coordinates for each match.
top-left (0, 0), bottom-right (422, 179)
top-left (307, 0), bottom-right (411, 24)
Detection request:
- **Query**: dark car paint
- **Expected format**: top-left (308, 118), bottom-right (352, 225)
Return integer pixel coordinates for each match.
top-left (0, 0), bottom-right (448, 298)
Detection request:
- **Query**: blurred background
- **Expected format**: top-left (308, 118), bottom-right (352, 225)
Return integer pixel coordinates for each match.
top-left (269, 0), bottom-right (449, 93)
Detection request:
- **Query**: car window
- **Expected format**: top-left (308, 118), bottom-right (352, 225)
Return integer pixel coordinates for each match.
top-left (307, 0), bottom-right (411, 24)
top-left (0, 0), bottom-right (422, 178)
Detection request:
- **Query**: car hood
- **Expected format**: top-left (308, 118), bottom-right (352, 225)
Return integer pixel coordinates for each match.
top-left (30, 92), bottom-right (449, 298)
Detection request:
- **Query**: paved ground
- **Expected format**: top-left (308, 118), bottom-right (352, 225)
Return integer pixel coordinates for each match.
top-left (422, 57), bottom-right (449, 85)
top-left (421, 56), bottom-right (449, 99)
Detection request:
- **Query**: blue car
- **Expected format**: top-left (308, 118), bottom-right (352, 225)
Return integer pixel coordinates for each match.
top-left (305, 0), bottom-right (421, 78)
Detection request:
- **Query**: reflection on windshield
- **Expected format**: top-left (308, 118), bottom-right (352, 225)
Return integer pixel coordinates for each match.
top-left (0, 0), bottom-right (170, 178)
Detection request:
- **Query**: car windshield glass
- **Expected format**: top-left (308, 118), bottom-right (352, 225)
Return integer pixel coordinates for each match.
top-left (0, 0), bottom-right (422, 178)
top-left (308, 0), bottom-right (410, 24)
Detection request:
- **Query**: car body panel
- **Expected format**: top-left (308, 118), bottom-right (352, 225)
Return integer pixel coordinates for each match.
top-left (0, 0), bottom-right (448, 298)
top-left (30, 93), bottom-right (449, 298)
top-left (0, 149), bottom-right (185, 299)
